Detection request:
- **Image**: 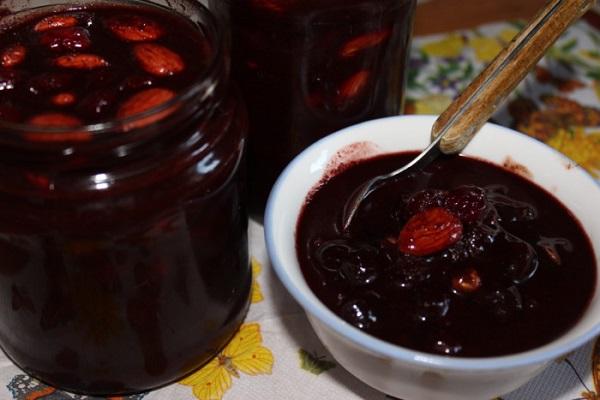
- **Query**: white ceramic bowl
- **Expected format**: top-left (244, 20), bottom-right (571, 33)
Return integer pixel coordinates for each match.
top-left (264, 115), bottom-right (600, 400)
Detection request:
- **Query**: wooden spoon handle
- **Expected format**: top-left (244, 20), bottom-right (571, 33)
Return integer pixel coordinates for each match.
top-left (431, 0), bottom-right (595, 154)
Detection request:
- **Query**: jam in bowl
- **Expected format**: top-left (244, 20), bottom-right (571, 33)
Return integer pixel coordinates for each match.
top-left (0, 0), bottom-right (249, 395)
top-left (265, 115), bottom-right (600, 400)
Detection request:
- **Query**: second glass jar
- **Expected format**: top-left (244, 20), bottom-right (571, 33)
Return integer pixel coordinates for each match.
top-left (213, 0), bottom-right (417, 214)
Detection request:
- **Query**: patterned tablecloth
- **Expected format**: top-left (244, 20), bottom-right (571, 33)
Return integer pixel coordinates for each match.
top-left (3, 13), bottom-right (600, 400)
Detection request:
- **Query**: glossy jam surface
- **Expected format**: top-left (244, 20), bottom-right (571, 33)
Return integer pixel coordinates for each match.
top-left (0, 2), bottom-right (249, 395)
top-left (296, 153), bottom-right (596, 357)
top-left (0, 3), bottom-right (210, 127)
top-left (214, 0), bottom-right (416, 213)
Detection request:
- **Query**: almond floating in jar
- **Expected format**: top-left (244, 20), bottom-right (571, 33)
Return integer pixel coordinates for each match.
top-left (133, 43), bottom-right (184, 77)
top-left (39, 27), bottom-right (91, 52)
top-left (27, 113), bottom-right (81, 128)
top-left (117, 87), bottom-right (176, 130)
top-left (105, 15), bottom-right (163, 42)
top-left (1, 44), bottom-right (27, 67)
top-left (340, 29), bottom-right (391, 58)
top-left (54, 53), bottom-right (109, 69)
top-left (25, 112), bottom-right (90, 142)
top-left (398, 207), bottom-right (463, 256)
top-left (33, 14), bottom-right (78, 32)
top-left (336, 70), bottom-right (370, 104)
top-left (51, 92), bottom-right (76, 106)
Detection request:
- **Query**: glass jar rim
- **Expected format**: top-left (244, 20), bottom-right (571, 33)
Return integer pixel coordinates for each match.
top-left (0, 0), bottom-right (224, 139)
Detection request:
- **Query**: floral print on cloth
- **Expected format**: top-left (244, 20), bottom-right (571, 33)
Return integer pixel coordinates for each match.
top-left (406, 18), bottom-right (600, 178)
top-left (179, 323), bottom-right (274, 400)
top-left (6, 374), bottom-right (146, 399)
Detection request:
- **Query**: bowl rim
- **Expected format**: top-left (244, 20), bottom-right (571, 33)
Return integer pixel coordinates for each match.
top-left (265, 114), bottom-right (600, 372)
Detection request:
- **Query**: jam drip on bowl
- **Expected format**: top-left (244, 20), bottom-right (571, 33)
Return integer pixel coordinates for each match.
top-left (296, 152), bottom-right (597, 357)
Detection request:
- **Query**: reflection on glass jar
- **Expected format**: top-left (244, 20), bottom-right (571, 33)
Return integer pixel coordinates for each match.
top-left (0, 0), bottom-right (249, 395)
top-left (212, 0), bottom-right (417, 214)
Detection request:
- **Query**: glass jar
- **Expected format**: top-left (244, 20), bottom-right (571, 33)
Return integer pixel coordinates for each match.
top-left (0, 0), bottom-right (249, 395)
top-left (211, 0), bottom-right (417, 214)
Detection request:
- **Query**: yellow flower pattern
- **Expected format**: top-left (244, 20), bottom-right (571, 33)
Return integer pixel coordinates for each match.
top-left (180, 323), bottom-right (274, 400)
top-left (498, 27), bottom-right (519, 44)
top-left (421, 34), bottom-right (464, 58)
top-left (251, 257), bottom-right (264, 304)
top-left (414, 94), bottom-right (452, 115)
top-left (470, 36), bottom-right (502, 62)
top-left (546, 128), bottom-right (600, 177)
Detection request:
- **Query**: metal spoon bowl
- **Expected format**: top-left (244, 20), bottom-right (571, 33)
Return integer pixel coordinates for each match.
top-left (341, 0), bottom-right (595, 232)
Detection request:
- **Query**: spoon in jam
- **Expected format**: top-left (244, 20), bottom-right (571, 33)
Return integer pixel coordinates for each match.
top-left (342, 0), bottom-right (595, 232)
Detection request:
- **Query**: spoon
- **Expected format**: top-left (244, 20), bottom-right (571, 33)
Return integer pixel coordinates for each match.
top-left (341, 0), bottom-right (595, 232)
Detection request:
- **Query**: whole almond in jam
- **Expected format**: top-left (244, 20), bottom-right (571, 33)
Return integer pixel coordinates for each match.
top-left (336, 69), bottom-right (370, 105)
top-left (340, 29), bottom-right (391, 58)
top-left (133, 43), bottom-right (185, 77)
top-left (1, 43), bottom-right (26, 67)
top-left (51, 92), bottom-right (76, 106)
top-left (38, 26), bottom-right (92, 51)
top-left (296, 152), bottom-right (596, 357)
top-left (54, 53), bottom-right (108, 69)
top-left (105, 14), bottom-right (163, 42)
top-left (25, 112), bottom-right (90, 142)
top-left (117, 87), bottom-right (176, 129)
top-left (398, 207), bottom-right (463, 256)
top-left (33, 14), bottom-right (78, 32)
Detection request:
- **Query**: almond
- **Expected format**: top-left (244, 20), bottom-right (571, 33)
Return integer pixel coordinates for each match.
top-left (340, 29), bottom-right (391, 58)
top-left (55, 53), bottom-right (109, 69)
top-left (51, 92), bottom-right (76, 106)
top-left (28, 112), bottom-right (81, 127)
top-left (1, 44), bottom-right (27, 67)
top-left (336, 70), bottom-right (370, 103)
top-left (133, 43), bottom-right (184, 76)
top-left (39, 27), bottom-right (91, 52)
top-left (34, 15), bottom-right (78, 32)
top-left (26, 113), bottom-right (90, 142)
top-left (452, 268), bottom-right (482, 293)
top-left (398, 207), bottom-right (463, 256)
top-left (105, 15), bottom-right (163, 42)
top-left (117, 87), bottom-right (176, 130)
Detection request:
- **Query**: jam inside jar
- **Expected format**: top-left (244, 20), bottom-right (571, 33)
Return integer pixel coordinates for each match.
top-left (212, 0), bottom-right (417, 214)
top-left (0, 0), bottom-right (249, 395)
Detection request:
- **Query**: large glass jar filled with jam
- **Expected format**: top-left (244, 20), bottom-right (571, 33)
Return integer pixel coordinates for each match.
top-left (211, 0), bottom-right (417, 214)
top-left (0, 0), bottom-right (249, 395)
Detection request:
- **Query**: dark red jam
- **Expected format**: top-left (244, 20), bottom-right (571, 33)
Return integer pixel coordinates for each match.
top-left (0, 2), bottom-right (211, 126)
top-left (296, 153), bottom-right (597, 357)
top-left (212, 0), bottom-right (417, 214)
top-left (0, 1), bottom-right (249, 395)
